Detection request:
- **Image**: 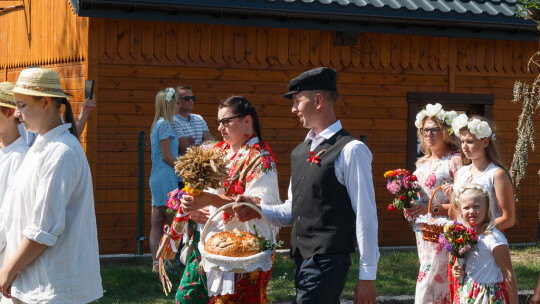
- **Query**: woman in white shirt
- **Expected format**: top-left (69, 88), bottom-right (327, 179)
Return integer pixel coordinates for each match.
top-left (0, 82), bottom-right (29, 276)
top-left (0, 68), bottom-right (102, 304)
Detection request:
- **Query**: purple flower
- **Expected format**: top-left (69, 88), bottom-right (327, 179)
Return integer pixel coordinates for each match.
top-left (444, 242), bottom-right (454, 253)
top-left (438, 234), bottom-right (447, 246)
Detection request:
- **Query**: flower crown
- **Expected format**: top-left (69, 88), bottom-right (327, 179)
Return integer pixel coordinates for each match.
top-left (415, 103), bottom-right (458, 130)
top-left (451, 114), bottom-right (493, 139)
top-left (454, 183), bottom-right (489, 204)
top-left (165, 87), bottom-right (176, 103)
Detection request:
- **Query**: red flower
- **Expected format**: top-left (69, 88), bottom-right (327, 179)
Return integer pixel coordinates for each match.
top-left (307, 151), bottom-right (321, 164)
top-left (224, 181), bottom-right (230, 187)
top-left (263, 156), bottom-right (271, 169)
top-left (398, 195), bottom-right (406, 201)
top-left (387, 204), bottom-right (397, 212)
top-left (409, 175), bottom-right (418, 182)
top-left (236, 185), bottom-right (244, 194)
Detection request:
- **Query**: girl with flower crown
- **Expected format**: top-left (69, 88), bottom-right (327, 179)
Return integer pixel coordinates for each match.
top-left (149, 87), bottom-right (180, 271)
top-left (448, 115), bottom-right (515, 303)
top-left (451, 184), bottom-right (518, 304)
top-left (408, 103), bottom-right (462, 304)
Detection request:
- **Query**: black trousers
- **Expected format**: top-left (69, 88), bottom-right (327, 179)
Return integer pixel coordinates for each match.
top-left (293, 252), bottom-right (351, 304)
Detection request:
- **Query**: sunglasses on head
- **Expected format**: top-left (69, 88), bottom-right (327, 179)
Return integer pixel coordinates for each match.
top-left (215, 115), bottom-right (246, 127)
top-left (180, 95), bottom-right (196, 102)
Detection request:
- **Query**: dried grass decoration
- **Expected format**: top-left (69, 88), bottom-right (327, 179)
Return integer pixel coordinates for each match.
top-left (175, 142), bottom-right (229, 193)
top-left (156, 142), bottom-right (228, 295)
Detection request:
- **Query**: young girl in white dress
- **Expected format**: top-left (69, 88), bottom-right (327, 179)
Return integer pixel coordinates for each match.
top-left (450, 114), bottom-right (514, 232)
top-left (0, 82), bottom-right (29, 288)
top-left (452, 183), bottom-right (518, 304)
top-left (0, 68), bottom-right (102, 303)
top-left (448, 114), bottom-right (515, 303)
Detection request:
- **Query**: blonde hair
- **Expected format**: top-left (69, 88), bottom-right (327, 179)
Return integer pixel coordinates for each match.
top-left (458, 115), bottom-right (507, 171)
top-left (151, 88), bottom-right (178, 130)
top-left (416, 116), bottom-right (460, 164)
top-left (451, 183), bottom-right (496, 234)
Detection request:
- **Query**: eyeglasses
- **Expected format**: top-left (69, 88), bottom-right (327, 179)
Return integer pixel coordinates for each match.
top-left (215, 115), bottom-right (245, 127)
top-left (420, 127), bottom-right (441, 136)
top-left (180, 96), bottom-right (196, 102)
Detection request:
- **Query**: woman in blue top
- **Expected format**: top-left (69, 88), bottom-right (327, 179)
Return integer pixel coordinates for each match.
top-left (149, 87), bottom-right (180, 271)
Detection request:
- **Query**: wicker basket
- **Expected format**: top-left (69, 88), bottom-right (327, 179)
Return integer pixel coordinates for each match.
top-left (421, 185), bottom-right (446, 243)
top-left (199, 202), bottom-right (276, 274)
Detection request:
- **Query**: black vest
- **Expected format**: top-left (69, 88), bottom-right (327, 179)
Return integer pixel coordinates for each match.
top-left (290, 129), bottom-right (356, 259)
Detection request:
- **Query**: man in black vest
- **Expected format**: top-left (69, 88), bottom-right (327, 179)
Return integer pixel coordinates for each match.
top-left (234, 67), bottom-right (380, 304)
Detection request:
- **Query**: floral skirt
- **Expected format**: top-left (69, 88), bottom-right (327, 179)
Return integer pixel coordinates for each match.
top-left (176, 231), bottom-right (210, 304)
top-left (414, 231), bottom-right (451, 304)
top-left (459, 280), bottom-right (508, 304)
top-left (209, 254), bottom-right (275, 304)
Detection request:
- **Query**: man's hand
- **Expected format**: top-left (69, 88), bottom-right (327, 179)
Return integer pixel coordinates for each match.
top-left (232, 195), bottom-right (261, 222)
top-left (353, 280), bottom-right (376, 304)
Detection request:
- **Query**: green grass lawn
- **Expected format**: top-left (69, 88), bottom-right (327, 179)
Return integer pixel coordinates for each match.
top-left (92, 246), bottom-right (540, 304)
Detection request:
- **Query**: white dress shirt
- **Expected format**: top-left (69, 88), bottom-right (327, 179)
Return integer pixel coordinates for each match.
top-left (262, 121), bottom-right (380, 280)
top-left (0, 136), bottom-right (29, 268)
top-left (2, 124), bottom-right (103, 303)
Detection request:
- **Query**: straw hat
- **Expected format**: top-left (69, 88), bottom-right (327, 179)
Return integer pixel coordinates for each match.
top-left (0, 82), bottom-right (16, 108)
top-left (9, 68), bottom-right (72, 99)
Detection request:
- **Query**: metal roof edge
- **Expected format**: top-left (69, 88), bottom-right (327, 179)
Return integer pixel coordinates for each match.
top-left (69, 0), bottom-right (80, 15)
top-left (74, 1), bottom-right (539, 41)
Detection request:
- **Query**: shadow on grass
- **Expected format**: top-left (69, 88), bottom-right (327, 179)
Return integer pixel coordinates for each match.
top-left (92, 246), bottom-right (539, 303)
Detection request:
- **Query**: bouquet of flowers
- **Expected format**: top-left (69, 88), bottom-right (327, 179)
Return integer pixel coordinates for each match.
top-left (384, 169), bottom-right (420, 212)
top-left (438, 222), bottom-right (478, 283)
top-left (156, 142), bottom-right (228, 294)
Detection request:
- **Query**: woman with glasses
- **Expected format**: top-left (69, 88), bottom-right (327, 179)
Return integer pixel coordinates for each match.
top-left (149, 88), bottom-right (180, 272)
top-left (407, 103), bottom-right (462, 304)
top-left (177, 95), bottom-right (280, 304)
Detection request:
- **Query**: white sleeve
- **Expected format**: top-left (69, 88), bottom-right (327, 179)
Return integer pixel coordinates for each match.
top-left (261, 178), bottom-right (293, 227)
top-left (23, 150), bottom-right (80, 246)
top-left (336, 140), bottom-right (380, 280)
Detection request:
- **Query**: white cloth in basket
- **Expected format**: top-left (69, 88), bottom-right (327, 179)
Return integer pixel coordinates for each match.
top-left (199, 166), bottom-right (281, 296)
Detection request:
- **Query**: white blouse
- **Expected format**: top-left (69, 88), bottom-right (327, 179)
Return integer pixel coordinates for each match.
top-left (465, 228), bottom-right (507, 284)
top-left (2, 124), bottom-right (102, 303)
top-left (0, 136), bottom-right (29, 267)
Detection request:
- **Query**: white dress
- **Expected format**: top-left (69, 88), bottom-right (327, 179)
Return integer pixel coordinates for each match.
top-left (453, 163), bottom-right (501, 218)
top-left (412, 151), bottom-right (462, 304)
top-left (2, 124), bottom-right (103, 304)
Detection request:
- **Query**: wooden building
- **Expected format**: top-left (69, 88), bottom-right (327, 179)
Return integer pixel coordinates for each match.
top-left (1, 0), bottom-right (539, 254)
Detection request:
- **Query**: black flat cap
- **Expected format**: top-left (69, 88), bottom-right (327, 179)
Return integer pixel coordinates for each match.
top-left (283, 67), bottom-right (337, 99)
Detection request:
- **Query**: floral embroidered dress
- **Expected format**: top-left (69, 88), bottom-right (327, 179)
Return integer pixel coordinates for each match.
top-left (176, 136), bottom-right (280, 304)
top-left (412, 151), bottom-right (462, 304)
top-left (207, 136), bottom-right (280, 304)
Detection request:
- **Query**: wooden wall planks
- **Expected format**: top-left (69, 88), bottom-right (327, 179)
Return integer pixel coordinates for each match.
top-left (0, 1), bottom-right (88, 68)
top-left (88, 20), bottom-right (540, 252)
top-left (3, 6), bottom-right (540, 253)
